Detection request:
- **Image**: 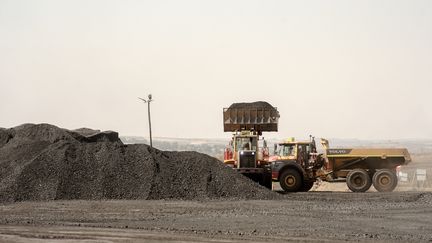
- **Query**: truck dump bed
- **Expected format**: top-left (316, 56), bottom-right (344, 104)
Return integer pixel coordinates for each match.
top-left (325, 148), bottom-right (411, 171)
top-left (223, 102), bottom-right (279, 132)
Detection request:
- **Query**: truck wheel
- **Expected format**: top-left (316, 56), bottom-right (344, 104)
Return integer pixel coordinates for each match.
top-left (346, 169), bottom-right (372, 192)
top-left (372, 169), bottom-right (398, 192)
top-left (279, 169), bottom-right (302, 192)
top-left (300, 180), bottom-right (315, 192)
top-left (259, 173), bottom-right (273, 190)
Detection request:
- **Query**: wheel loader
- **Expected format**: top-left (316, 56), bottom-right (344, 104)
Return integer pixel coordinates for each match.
top-left (223, 102), bottom-right (279, 189)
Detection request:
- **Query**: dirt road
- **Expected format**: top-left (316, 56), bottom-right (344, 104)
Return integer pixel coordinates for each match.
top-left (0, 191), bottom-right (431, 242)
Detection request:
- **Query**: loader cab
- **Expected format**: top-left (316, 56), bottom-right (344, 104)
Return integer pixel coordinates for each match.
top-left (224, 131), bottom-right (258, 164)
top-left (235, 136), bottom-right (258, 152)
top-left (223, 130), bottom-right (270, 168)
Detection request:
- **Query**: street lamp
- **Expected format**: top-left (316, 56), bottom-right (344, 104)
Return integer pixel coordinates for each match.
top-left (138, 94), bottom-right (153, 148)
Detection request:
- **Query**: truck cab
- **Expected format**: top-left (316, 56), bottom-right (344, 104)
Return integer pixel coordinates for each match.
top-left (273, 138), bottom-right (315, 164)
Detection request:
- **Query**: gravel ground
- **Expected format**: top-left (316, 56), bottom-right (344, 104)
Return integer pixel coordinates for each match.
top-left (1, 123), bottom-right (431, 242)
top-left (0, 192), bottom-right (431, 242)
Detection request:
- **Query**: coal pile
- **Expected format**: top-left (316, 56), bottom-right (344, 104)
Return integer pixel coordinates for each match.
top-left (0, 124), bottom-right (277, 202)
top-left (228, 101), bottom-right (277, 112)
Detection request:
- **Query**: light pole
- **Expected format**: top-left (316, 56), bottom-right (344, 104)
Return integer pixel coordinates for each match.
top-left (138, 94), bottom-right (153, 148)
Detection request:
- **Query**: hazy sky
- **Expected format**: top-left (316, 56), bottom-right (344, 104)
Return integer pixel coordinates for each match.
top-left (1, 0), bottom-right (431, 140)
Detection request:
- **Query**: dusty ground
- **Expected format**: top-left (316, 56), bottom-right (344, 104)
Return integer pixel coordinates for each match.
top-left (0, 191), bottom-right (431, 242)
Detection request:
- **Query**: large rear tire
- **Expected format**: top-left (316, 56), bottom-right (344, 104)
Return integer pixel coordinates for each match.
top-left (346, 169), bottom-right (372, 192)
top-left (299, 180), bottom-right (315, 192)
top-left (372, 169), bottom-right (398, 192)
top-left (279, 169), bottom-right (302, 192)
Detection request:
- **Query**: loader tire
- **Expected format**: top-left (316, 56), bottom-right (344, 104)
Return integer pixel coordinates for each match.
top-left (372, 169), bottom-right (398, 192)
top-left (260, 173), bottom-right (273, 190)
top-left (299, 180), bottom-right (315, 192)
top-left (279, 169), bottom-right (302, 192)
top-left (346, 169), bottom-right (372, 192)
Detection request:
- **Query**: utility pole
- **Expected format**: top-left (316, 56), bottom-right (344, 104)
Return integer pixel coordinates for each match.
top-left (138, 94), bottom-right (153, 148)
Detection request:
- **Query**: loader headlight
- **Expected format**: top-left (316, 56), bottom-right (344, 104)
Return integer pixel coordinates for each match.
top-left (240, 151), bottom-right (244, 155)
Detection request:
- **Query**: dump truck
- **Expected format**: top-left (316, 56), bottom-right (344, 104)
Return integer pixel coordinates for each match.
top-left (271, 137), bottom-right (411, 192)
top-left (223, 102), bottom-right (279, 189)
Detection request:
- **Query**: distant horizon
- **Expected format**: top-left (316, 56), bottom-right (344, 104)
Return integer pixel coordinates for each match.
top-left (121, 134), bottom-right (432, 142)
top-left (2, 122), bottom-right (431, 142)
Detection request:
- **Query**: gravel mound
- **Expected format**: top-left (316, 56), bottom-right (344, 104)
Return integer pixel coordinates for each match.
top-left (0, 124), bottom-right (277, 202)
top-left (72, 128), bottom-right (101, 136)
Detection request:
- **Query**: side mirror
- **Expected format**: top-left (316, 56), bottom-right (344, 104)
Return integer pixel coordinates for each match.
top-left (273, 143), bottom-right (277, 155)
top-left (263, 140), bottom-right (267, 148)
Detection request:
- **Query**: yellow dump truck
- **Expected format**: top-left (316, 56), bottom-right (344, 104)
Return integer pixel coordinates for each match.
top-left (270, 137), bottom-right (411, 192)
